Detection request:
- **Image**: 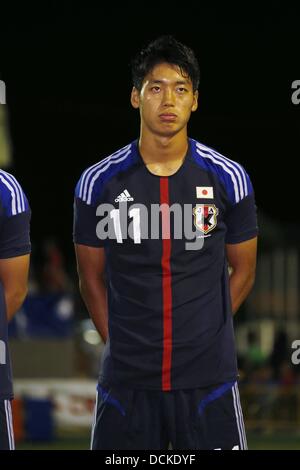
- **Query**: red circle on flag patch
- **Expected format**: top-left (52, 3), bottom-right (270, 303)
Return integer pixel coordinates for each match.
top-left (202, 189), bottom-right (208, 195)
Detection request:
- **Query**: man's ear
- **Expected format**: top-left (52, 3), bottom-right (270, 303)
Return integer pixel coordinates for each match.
top-left (131, 87), bottom-right (140, 109)
top-left (192, 90), bottom-right (198, 112)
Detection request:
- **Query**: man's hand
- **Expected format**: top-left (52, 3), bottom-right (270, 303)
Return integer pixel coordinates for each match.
top-left (226, 237), bottom-right (257, 315)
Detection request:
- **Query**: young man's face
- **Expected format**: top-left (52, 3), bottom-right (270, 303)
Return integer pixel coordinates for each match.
top-left (131, 62), bottom-right (198, 137)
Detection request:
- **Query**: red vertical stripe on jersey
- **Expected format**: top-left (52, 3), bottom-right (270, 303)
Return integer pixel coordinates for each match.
top-left (160, 177), bottom-right (172, 391)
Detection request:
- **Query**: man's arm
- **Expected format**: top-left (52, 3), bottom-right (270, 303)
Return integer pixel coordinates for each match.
top-left (226, 237), bottom-right (257, 315)
top-left (74, 244), bottom-right (108, 343)
top-left (0, 254), bottom-right (30, 321)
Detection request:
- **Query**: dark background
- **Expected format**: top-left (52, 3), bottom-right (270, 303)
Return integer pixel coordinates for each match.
top-left (1, 2), bottom-right (300, 266)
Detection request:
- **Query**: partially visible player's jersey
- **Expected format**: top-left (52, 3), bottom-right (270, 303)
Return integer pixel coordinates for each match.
top-left (0, 170), bottom-right (31, 399)
top-left (74, 139), bottom-right (258, 391)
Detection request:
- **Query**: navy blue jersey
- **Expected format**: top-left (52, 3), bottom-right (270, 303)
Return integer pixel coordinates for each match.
top-left (74, 139), bottom-right (258, 391)
top-left (0, 170), bottom-right (31, 399)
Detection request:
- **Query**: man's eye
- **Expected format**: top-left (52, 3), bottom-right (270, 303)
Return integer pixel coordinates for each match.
top-left (177, 87), bottom-right (188, 93)
top-left (151, 86), bottom-right (160, 92)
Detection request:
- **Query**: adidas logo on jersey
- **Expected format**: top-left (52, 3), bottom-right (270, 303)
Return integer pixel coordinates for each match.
top-left (115, 189), bottom-right (134, 202)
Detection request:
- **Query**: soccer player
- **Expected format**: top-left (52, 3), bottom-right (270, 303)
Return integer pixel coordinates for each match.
top-left (0, 170), bottom-right (30, 450)
top-left (73, 36), bottom-right (258, 450)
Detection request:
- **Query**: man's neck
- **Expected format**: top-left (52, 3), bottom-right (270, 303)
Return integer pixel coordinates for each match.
top-left (138, 131), bottom-right (189, 176)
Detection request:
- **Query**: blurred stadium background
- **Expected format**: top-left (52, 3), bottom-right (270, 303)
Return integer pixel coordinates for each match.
top-left (1, 3), bottom-right (300, 450)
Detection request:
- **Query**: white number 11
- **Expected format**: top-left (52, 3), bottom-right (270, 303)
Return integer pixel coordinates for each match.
top-left (110, 208), bottom-right (141, 244)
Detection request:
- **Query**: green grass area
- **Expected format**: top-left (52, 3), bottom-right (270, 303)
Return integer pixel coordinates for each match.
top-left (248, 433), bottom-right (300, 450)
top-left (16, 433), bottom-right (300, 450)
top-left (17, 437), bottom-right (90, 450)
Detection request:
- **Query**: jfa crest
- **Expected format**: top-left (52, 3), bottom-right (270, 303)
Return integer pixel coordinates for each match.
top-left (193, 204), bottom-right (219, 234)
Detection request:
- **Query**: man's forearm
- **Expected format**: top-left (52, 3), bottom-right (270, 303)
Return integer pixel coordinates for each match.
top-left (5, 287), bottom-right (28, 321)
top-left (79, 277), bottom-right (108, 343)
top-left (229, 270), bottom-right (255, 315)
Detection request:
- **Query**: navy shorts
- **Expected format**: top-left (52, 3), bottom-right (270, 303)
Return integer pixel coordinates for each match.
top-left (0, 400), bottom-right (15, 450)
top-left (91, 381), bottom-right (247, 450)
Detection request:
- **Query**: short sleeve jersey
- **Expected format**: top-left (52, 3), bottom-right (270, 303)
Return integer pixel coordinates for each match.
top-left (0, 170), bottom-right (31, 399)
top-left (74, 139), bottom-right (258, 391)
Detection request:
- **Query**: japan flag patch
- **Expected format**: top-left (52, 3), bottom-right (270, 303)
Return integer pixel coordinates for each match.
top-left (196, 186), bottom-right (214, 199)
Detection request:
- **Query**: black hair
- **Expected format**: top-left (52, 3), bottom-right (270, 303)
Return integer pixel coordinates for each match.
top-left (131, 35), bottom-right (200, 92)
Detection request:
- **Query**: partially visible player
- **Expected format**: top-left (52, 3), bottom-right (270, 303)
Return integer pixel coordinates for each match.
top-left (0, 170), bottom-right (30, 450)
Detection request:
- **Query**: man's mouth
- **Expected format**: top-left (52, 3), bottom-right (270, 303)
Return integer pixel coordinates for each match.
top-left (159, 113), bottom-right (177, 122)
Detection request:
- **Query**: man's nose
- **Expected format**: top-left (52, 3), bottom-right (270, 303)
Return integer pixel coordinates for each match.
top-left (162, 88), bottom-right (175, 106)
